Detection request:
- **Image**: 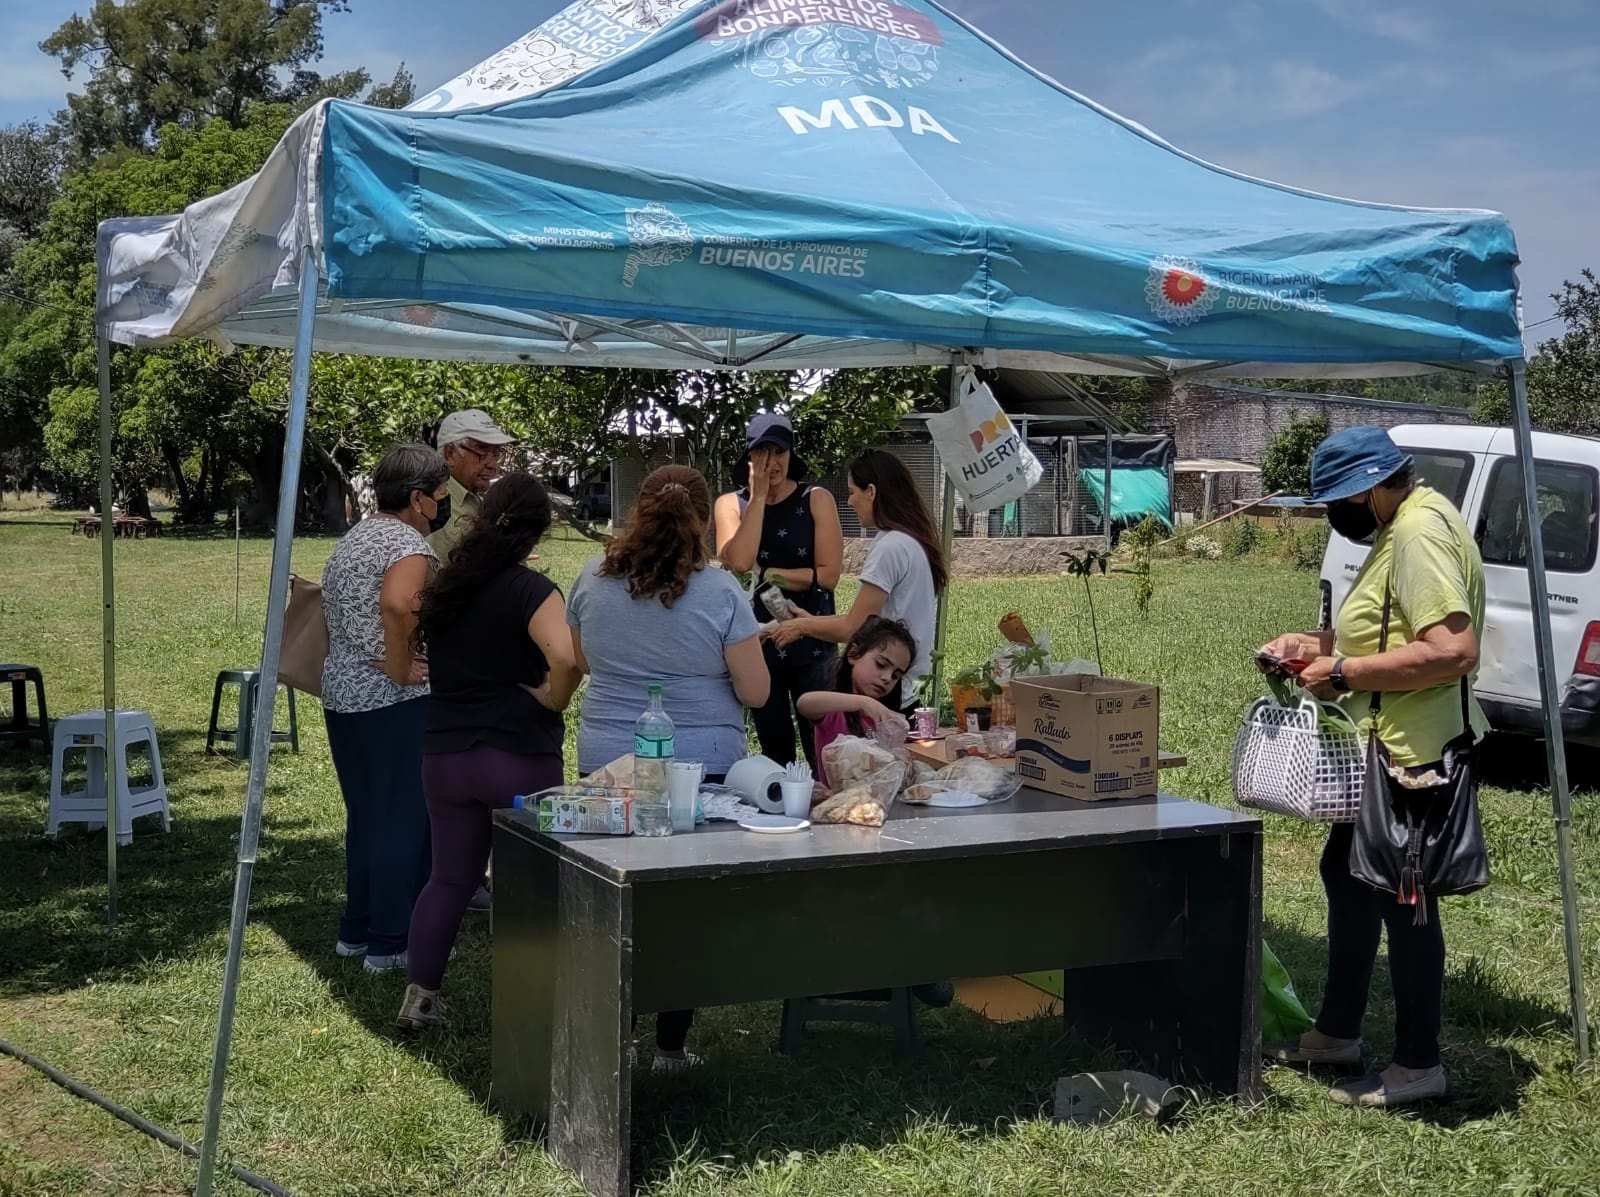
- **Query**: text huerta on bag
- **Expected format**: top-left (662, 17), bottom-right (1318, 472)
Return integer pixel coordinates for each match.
top-left (927, 368), bottom-right (1043, 514)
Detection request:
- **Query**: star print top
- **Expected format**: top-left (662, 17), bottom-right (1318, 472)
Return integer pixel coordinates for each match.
top-left (740, 483), bottom-right (836, 668)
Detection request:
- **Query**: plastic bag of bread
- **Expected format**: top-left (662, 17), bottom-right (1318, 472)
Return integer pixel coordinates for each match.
top-left (905, 759), bottom-right (939, 788)
top-left (822, 735), bottom-right (895, 784)
top-left (935, 755), bottom-right (1019, 802)
top-left (582, 754), bottom-right (636, 788)
top-left (821, 734), bottom-right (905, 805)
top-left (811, 784), bottom-right (887, 827)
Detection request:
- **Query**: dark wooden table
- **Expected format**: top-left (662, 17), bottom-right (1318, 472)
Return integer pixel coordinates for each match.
top-left (493, 789), bottom-right (1262, 1197)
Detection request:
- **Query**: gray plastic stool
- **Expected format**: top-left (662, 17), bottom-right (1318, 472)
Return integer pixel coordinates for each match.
top-left (1, 664), bottom-right (49, 753)
top-left (207, 669), bottom-right (299, 759)
top-left (779, 987), bottom-right (923, 1058)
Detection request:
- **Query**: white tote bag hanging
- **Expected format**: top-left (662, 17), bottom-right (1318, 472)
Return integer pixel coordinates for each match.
top-left (927, 368), bottom-right (1044, 513)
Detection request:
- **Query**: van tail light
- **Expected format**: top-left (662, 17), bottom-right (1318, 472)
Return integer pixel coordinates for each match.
top-left (1578, 623), bottom-right (1600, 678)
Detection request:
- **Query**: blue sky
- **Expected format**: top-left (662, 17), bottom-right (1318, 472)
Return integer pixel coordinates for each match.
top-left (2, 0), bottom-right (1595, 336)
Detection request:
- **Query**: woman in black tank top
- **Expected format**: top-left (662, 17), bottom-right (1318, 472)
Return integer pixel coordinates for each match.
top-left (714, 414), bottom-right (844, 767)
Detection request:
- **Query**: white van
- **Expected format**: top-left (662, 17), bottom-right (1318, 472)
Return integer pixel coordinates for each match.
top-left (1319, 423), bottom-right (1600, 748)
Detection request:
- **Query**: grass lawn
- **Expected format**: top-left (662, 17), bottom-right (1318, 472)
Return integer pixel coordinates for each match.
top-left (2, 513), bottom-right (1598, 1196)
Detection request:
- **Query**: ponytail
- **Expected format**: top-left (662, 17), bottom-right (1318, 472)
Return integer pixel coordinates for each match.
top-left (600, 465), bottom-right (713, 607)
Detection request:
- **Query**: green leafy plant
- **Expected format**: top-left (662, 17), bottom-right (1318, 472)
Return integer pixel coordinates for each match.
top-left (1061, 548), bottom-right (1109, 672)
top-left (1260, 412), bottom-right (1331, 495)
top-left (1123, 515), bottom-right (1164, 618)
top-left (1223, 517), bottom-right (1264, 558)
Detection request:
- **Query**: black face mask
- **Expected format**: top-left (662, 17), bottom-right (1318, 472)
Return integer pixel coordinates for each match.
top-left (1328, 495), bottom-right (1377, 541)
top-left (423, 494), bottom-right (451, 533)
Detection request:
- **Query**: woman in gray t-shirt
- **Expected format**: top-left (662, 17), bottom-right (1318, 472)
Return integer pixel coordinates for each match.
top-left (567, 466), bottom-right (770, 776)
top-left (567, 465), bottom-right (770, 1072)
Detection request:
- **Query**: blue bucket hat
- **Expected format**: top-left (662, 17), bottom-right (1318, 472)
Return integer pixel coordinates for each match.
top-left (1308, 426), bottom-right (1412, 504)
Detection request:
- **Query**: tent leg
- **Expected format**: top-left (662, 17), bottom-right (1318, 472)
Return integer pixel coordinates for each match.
top-left (930, 360), bottom-right (961, 707)
top-left (1506, 360), bottom-right (1589, 1064)
top-left (96, 330), bottom-right (118, 927)
top-left (195, 247), bottom-right (319, 1197)
top-left (1103, 427), bottom-right (1113, 549)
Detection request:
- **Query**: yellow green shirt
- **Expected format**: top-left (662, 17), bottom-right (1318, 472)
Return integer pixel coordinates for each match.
top-left (425, 474), bottom-right (483, 564)
top-left (1334, 485), bottom-right (1489, 766)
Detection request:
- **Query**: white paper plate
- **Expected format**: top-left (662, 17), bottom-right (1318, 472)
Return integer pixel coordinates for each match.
top-left (925, 790), bottom-right (987, 808)
top-left (737, 814), bottom-right (811, 834)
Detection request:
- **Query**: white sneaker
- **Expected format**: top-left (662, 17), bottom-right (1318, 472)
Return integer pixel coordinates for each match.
top-left (467, 884), bottom-right (493, 913)
top-left (335, 940), bottom-right (368, 958)
top-left (396, 983), bottom-right (448, 1031)
top-left (1330, 1065), bottom-right (1447, 1107)
top-left (651, 1050), bottom-right (703, 1075)
top-left (363, 951), bottom-right (407, 974)
top-left (1267, 1032), bottom-right (1364, 1066)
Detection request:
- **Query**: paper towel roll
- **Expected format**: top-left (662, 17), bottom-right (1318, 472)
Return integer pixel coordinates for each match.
top-left (725, 754), bottom-right (787, 814)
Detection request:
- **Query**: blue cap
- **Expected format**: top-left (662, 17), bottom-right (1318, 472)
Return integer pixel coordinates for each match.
top-left (1308, 426), bottom-right (1411, 504)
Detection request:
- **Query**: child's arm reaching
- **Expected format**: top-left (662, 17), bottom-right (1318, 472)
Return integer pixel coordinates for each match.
top-left (797, 690), bottom-right (906, 730)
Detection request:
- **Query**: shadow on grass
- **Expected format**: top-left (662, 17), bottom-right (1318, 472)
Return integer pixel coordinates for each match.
top-left (0, 731), bottom-right (343, 998)
top-left (1265, 917), bottom-right (1552, 1124)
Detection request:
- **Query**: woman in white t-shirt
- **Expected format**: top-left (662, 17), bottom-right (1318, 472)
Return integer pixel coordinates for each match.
top-left (769, 450), bottom-right (947, 712)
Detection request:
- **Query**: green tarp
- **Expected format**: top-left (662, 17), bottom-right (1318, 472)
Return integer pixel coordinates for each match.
top-left (1078, 466), bottom-right (1173, 529)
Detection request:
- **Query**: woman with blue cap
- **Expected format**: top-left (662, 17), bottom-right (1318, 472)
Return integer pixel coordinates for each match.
top-left (1260, 425), bottom-right (1488, 1108)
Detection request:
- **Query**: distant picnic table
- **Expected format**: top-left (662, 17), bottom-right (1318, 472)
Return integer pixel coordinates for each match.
top-left (74, 514), bottom-right (161, 539)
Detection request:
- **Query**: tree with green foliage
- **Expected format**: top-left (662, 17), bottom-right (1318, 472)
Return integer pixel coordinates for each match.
top-left (0, 122), bottom-right (63, 278)
top-left (1260, 412), bottom-right (1331, 496)
top-left (41, 0), bottom-right (372, 163)
top-left (1473, 270), bottom-right (1599, 437)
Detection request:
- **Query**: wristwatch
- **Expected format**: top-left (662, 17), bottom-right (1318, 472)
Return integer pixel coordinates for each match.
top-left (1329, 658), bottom-right (1351, 693)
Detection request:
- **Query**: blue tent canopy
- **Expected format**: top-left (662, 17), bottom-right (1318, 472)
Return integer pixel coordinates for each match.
top-left (88, 11), bottom-right (1588, 1194)
top-left (101, 0), bottom-right (1522, 375)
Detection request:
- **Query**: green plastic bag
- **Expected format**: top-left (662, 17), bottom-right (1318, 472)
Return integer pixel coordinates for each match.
top-left (1262, 940), bottom-right (1314, 1042)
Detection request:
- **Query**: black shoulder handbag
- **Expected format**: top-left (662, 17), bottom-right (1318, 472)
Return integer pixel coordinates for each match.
top-left (1348, 583), bottom-right (1490, 921)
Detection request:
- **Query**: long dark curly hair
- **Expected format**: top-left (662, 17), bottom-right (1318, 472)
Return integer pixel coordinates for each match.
top-left (417, 473), bottom-right (553, 647)
top-left (600, 465), bottom-right (710, 608)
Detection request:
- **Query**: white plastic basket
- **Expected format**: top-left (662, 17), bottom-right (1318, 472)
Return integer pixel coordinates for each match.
top-left (1232, 696), bottom-right (1366, 823)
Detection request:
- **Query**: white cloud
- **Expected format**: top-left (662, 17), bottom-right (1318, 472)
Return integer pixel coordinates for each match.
top-left (1105, 41), bottom-right (1369, 130)
top-left (1311, 0), bottom-right (1439, 47)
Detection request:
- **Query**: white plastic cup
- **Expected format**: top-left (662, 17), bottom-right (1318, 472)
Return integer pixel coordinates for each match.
top-left (668, 761), bottom-right (703, 832)
top-left (780, 778), bottom-right (814, 820)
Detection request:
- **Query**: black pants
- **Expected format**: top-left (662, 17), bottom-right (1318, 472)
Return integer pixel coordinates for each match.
top-left (325, 698), bottom-right (431, 956)
top-left (749, 646), bottom-right (834, 769)
top-left (639, 771), bottom-right (731, 1053)
top-left (1315, 821), bottom-right (1445, 1069)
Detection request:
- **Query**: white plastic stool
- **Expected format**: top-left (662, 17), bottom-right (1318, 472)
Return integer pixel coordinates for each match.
top-left (47, 710), bottom-right (170, 846)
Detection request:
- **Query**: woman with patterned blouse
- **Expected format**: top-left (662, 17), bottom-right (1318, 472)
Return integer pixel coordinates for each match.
top-left (320, 443), bottom-right (450, 973)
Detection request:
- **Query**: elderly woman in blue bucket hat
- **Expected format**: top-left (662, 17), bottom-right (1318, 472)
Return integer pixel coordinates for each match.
top-left (1259, 426), bottom-right (1488, 1108)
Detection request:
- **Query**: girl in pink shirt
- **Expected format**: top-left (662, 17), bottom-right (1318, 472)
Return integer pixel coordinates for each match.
top-left (798, 617), bottom-right (916, 787)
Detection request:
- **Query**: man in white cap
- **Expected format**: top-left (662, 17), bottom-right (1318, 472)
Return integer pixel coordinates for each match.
top-left (431, 408), bottom-right (516, 562)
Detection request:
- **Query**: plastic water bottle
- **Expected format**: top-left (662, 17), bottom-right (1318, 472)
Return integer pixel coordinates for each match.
top-left (633, 683), bottom-right (675, 800)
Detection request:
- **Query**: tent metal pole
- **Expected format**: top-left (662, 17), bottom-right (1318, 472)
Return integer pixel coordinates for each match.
top-left (96, 329), bottom-right (119, 927)
top-left (195, 246), bottom-right (319, 1197)
top-left (930, 360), bottom-right (961, 706)
top-left (1103, 426), bottom-right (1113, 549)
top-left (1507, 359), bottom-right (1589, 1064)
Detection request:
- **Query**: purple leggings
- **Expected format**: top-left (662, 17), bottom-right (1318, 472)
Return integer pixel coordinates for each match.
top-left (408, 745), bottom-right (562, 990)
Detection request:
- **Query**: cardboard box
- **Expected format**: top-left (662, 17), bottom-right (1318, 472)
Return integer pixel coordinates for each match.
top-left (1011, 674), bottom-right (1160, 801)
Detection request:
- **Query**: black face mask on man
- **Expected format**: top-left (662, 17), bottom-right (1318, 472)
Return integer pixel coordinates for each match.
top-left (422, 493), bottom-right (452, 533)
top-left (1328, 494), bottom-right (1378, 542)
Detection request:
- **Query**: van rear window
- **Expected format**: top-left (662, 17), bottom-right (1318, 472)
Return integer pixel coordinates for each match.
top-left (1476, 459), bottom-right (1599, 574)
top-left (1398, 448), bottom-right (1474, 511)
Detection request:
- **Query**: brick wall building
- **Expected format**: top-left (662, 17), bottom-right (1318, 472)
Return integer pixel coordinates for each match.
top-left (1154, 381), bottom-right (1474, 503)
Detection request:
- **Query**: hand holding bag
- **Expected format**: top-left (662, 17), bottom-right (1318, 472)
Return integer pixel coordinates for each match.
top-left (1348, 584), bottom-right (1490, 921)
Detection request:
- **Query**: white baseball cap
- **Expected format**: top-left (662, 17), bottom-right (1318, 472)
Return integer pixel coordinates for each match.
top-left (437, 408), bottom-right (514, 448)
